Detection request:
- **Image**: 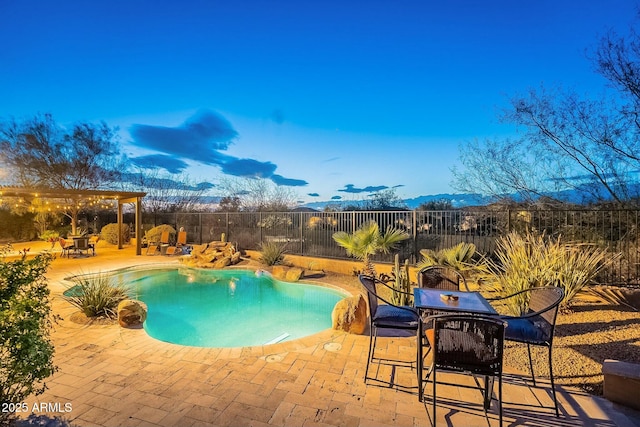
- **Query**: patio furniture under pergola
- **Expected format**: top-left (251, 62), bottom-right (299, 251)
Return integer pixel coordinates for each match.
top-left (0, 186), bottom-right (146, 255)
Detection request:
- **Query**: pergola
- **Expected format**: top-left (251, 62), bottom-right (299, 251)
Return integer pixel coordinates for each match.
top-left (0, 186), bottom-right (147, 255)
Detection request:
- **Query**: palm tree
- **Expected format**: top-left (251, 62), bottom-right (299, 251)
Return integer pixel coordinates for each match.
top-left (332, 221), bottom-right (409, 277)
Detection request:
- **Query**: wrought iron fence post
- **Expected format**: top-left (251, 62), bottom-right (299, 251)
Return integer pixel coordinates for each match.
top-left (300, 212), bottom-right (304, 255)
top-left (412, 210), bottom-right (417, 263)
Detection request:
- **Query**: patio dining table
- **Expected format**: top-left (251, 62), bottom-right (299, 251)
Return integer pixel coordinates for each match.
top-left (413, 288), bottom-right (498, 316)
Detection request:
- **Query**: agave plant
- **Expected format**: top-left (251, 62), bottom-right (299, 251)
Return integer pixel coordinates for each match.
top-left (64, 273), bottom-right (131, 318)
top-left (258, 241), bottom-right (288, 266)
top-left (332, 221), bottom-right (409, 277)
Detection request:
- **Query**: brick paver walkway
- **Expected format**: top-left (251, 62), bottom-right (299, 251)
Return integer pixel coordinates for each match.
top-left (9, 242), bottom-right (640, 426)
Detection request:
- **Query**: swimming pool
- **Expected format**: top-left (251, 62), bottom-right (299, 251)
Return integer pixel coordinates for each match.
top-left (70, 266), bottom-right (348, 347)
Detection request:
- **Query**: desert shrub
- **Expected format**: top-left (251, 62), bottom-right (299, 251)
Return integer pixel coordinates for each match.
top-left (64, 273), bottom-right (131, 318)
top-left (482, 231), bottom-right (614, 313)
top-left (144, 224), bottom-right (176, 244)
top-left (417, 242), bottom-right (485, 275)
top-left (0, 246), bottom-right (56, 424)
top-left (39, 229), bottom-right (60, 242)
top-left (258, 241), bottom-right (287, 266)
top-left (100, 223), bottom-right (131, 245)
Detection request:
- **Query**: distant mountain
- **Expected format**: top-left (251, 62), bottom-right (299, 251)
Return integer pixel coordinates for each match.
top-left (302, 193), bottom-right (491, 210)
top-left (402, 193), bottom-right (490, 209)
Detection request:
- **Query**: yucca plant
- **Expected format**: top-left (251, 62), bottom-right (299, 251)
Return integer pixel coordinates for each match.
top-left (332, 221), bottom-right (409, 277)
top-left (64, 273), bottom-right (131, 318)
top-left (258, 241), bottom-right (288, 266)
top-left (483, 231), bottom-right (614, 313)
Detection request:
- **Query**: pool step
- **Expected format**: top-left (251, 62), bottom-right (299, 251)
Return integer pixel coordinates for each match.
top-left (264, 333), bottom-right (290, 345)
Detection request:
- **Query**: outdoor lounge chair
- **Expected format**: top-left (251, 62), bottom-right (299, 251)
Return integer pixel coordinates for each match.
top-left (146, 231), bottom-right (170, 255)
top-left (359, 274), bottom-right (420, 385)
top-left (166, 230), bottom-right (187, 255)
top-left (419, 314), bottom-right (506, 427)
top-left (488, 286), bottom-right (565, 416)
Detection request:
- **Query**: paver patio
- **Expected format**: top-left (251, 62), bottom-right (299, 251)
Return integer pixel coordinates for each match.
top-left (9, 242), bottom-right (640, 427)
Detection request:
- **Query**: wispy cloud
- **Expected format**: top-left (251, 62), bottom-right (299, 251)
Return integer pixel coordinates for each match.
top-left (323, 157), bottom-right (340, 163)
top-left (338, 184), bottom-right (389, 194)
top-left (307, 193), bottom-right (320, 197)
top-left (130, 154), bottom-right (189, 174)
top-left (129, 109), bottom-right (307, 187)
top-left (270, 174), bottom-right (308, 186)
top-left (120, 172), bottom-right (215, 191)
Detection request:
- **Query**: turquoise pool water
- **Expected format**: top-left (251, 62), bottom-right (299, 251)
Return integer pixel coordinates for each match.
top-left (82, 267), bottom-right (347, 347)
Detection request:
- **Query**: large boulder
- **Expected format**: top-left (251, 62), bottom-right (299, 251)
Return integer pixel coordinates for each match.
top-left (331, 294), bottom-right (367, 334)
top-left (117, 299), bottom-right (147, 328)
top-left (285, 267), bottom-right (304, 282)
top-left (272, 265), bottom-right (287, 280)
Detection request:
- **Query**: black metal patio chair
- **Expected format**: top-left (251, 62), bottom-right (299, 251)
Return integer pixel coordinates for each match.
top-left (488, 286), bottom-right (565, 416)
top-left (417, 265), bottom-right (469, 292)
top-left (419, 314), bottom-right (506, 427)
top-left (358, 274), bottom-right (420, 385)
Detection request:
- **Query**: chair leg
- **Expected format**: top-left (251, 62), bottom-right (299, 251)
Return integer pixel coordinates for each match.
top-left (417, 331), bottom-right (423, 401)
top-left (498, 373), bottom-right (503, 427)
top-left (365, 325), bottom-right (376, 381)
top-left (548, 345), bottom-right (559, 417)
top-left (483, 375), bottom-right (494, 411)
top-left (432, 369), bottom-right (437, 427)
top-left (526, 344), bottom-right (536, 386)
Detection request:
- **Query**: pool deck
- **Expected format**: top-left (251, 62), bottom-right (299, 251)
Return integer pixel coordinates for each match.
top-left (8, 241), bottom-right (640, 427)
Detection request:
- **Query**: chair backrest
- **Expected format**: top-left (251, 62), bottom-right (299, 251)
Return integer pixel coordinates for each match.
top-left (525, 286), bottom-right (564, 342)
top-left (75, 237), bottom-right (89, 250)
top-left (59, 238), bottom-right (68, 248)
top-left (160, 231), bottom-right (170, 244)
top-left (177, 231), bottom-right (187, 245)
top-left (432, 315), bottom-right (505, 376)
top-left (358, 275), bottom-right (380, 318)
top-left (418, 266), bottom-right (468, 292)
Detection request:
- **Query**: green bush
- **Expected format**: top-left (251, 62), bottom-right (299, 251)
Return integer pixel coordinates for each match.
top-left (144, 224), bottom-right (176, 244)
top-left (258, 241), bottom-right (288, 266)
top-left (64, 273), bottom-right (131, 318)
top-left (0, 246), bottom-right (56, 424)
top-left (100, 223), bottom-right (131, 245)
top-left (39, 229), bottom-right (60, 242)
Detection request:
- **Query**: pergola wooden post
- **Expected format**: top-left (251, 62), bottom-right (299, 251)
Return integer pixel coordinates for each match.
top-left (119, 196), bottom-right (143, 255)
top-left (0, 186), bottom-right (146, 255)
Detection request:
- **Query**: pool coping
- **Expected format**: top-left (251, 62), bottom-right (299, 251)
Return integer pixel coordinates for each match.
top-left (55, 262), bottom-right (359, 356)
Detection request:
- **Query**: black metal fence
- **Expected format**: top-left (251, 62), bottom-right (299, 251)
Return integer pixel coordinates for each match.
top-left (137, 209), bottom-right (640, 285)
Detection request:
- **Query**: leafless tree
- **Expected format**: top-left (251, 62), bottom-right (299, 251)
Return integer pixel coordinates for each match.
top-left (0, 113), bottom-right (126, 233)
top-left (454, 25), bottom-right (640, 207)
top-left (216, 177), bottom-right (298, 211)
top-left (123, 168), bottom-right (214, 213)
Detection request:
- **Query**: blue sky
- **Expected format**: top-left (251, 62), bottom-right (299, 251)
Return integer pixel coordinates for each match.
top-left (1, 0), bottom-right (637, 205)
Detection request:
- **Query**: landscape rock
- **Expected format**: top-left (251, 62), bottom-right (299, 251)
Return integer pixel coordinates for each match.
top-left (117, 299), bottom-right (147, 328)
top-left (285, 267), bottom-right (304, 282)
top-left (331, 294), bottom-right (367, 334)
top-left (179, 241), bottom-right (241, 269)
top-left (272, 265), bottom-right (287, 280)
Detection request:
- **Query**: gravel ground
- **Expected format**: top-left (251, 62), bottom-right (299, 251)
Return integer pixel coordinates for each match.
top-left (503, 294), bottom-right (640, 396)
